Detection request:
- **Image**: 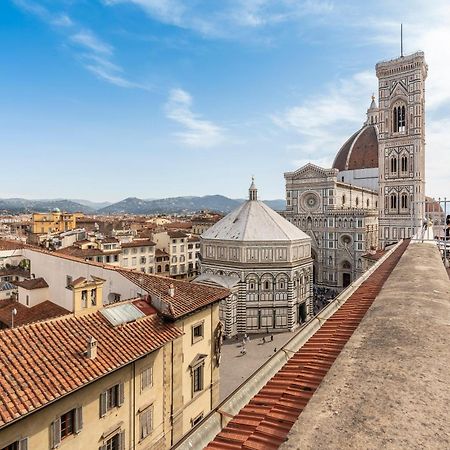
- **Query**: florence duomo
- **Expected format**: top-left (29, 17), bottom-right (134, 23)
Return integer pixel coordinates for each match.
top-left (2, 1), bottom-right (450, 449)
top-left (284, 49), bottom-right (428, 292)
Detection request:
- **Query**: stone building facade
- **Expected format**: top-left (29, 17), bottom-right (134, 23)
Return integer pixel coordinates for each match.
top-left (284, 164), bottom-right (378, 290)
top-left (198, 181), bottom-right (313, 337)
top-left (376, 52), bottom-right (427, 247)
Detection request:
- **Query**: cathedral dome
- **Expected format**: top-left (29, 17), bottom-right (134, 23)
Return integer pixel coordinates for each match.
top-left (332, 124), bottom-right (379, 172)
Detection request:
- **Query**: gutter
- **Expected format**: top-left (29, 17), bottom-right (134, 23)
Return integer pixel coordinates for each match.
top-left (171, 240), bottom-right (404, 450)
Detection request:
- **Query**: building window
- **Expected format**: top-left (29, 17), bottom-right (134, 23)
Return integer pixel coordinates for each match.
top-left (99, 431), bottom-right (125, 450)
top-left (192, 322), bottom-right (204, 344)
top-left (66, 275), bottom-right (73, 287)
top-left (191, 412), bottom-right (204, 428)
top-left (81, 290), bottom-right (88, 308)
top-left (401, 193), bottom-right (408, 209)
top-left (342, 194), bottom-right (346, 205)
top-left (139, 406), bottom-right (153, 440)
top-left (100, 383), bottom-right (124, 417)
top-left (157, 265), bottom-right (162, 273)
top-left (401, 155), bottom-right (408, 172)
top-left (141, 366), bottom-right (153, 391)
top-left (390, 194), bottom-right (397, 210)
top-left (390, 157), bottom-right (398, 174)
top-left (393, 105), bottom-right (406, 133)
top-left (91, 288), bottom-right (97, 306)
top-left (1, 439), bottom-right (28, 450)
top-left (51, 407), bottom-right (83, 448)
top-left (193, 365), bottom-right (203, 394)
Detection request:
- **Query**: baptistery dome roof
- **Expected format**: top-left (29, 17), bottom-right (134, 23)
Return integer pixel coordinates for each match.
top-left (201, 180), bottom-right (309, 242)
top-left (332, 124), bottom-right (379, 171)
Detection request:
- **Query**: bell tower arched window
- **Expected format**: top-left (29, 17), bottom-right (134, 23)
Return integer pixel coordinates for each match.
top-left (390, 193), bottom-right (397, 210)
top-left (401, 155), bottom-right (408, 173)
top-left (401, 193), bottom-right (408, 209)
top-left (390, 156), bottom-right (398, 174)
top-left (393, 105), bottom-right (406, 133)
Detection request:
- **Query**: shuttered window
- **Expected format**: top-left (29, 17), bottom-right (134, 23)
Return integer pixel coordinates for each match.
top-left (139, 406), bottom-right (153, 440)
top-left (140, 367), bottom-right (153, 391)
top-left (50, 407), bottom-right (82, 448)
top-left (99, 431), bottom-right (125, 450)
top-left (100, 383), bottom-right (124, 418)
top-left (1, 438), bottom-right (28, 450)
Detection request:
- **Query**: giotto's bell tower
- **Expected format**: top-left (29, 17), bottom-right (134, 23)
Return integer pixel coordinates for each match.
top-left (376, 51), bottom-right (427, 247)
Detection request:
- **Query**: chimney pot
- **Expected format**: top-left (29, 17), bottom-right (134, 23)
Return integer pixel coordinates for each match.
top-left (86, 336), bottom-right (97, 359)
top-left (168, 283), bottom-right (175, 297)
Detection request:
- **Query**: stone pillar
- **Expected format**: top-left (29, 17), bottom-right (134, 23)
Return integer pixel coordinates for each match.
top-left (236, 280), bottom-right (247, 334)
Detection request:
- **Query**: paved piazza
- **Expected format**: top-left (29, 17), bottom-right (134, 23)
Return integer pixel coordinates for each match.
top-left (219, 330), bottom-right (295, 401)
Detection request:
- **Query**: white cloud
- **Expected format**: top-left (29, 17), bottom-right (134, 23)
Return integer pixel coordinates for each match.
top-left (103, 0), bottom-right (333, 38)
top-left (165, 88), bottom-right (225, 148)
top-left (13, 0), bottom-right (143, 90)
top-left (71, 30), bottom-right (113, 55)
top-left (273, 70), bottom-right (376, 161)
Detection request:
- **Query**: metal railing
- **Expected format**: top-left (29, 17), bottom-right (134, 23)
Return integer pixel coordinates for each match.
top-left (410, 197), bottom-right (449, 267)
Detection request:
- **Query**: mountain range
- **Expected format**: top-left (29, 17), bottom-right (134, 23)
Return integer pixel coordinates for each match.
top-left (0, 196), bottom-right (285, 215)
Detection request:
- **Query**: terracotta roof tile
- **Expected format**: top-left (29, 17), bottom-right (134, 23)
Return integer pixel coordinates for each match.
top-left (121, 239), bottom-right (156, 248)
top-left (117, 269), bottom-right (229, 319)
top-left (205, 240), bottom-right (409, 450)
top-left (0, 306), bottom-right (182, 428)
top-left (13, 277), bottom-right (48, 290)
top-left (0, 300), bottom-right (69, 327)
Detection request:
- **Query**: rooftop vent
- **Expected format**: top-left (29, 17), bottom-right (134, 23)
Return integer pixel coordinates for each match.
top-left (86, 336), bottom-right (97, 359)
top-left (168, 283), bottom-right (175, 297)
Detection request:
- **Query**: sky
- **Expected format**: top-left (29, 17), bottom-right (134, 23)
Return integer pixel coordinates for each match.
top-left (1, 0), bottom-right (449, 202)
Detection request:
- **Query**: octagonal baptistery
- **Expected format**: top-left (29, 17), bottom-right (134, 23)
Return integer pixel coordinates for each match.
top-left (198, 180), bottom-right (313, 337)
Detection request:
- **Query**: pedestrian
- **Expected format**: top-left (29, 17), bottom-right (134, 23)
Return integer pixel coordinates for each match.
top-left (274, 347), bottom-right (277, 353)
top-left (261, 337), bottom-right (265, 344)
top-left (240, 346), bottom-right (246, 355)
top-left (270, 335), bottom-right (274, 342)
top-left (446, 215), bottom-right (450, 238)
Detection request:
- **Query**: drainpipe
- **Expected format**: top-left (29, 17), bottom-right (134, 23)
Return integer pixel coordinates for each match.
top-left (170, 340), bottom-right (174, 447)
top-left (132, 361), bottom-right (136, 450)
top-left (210, 303), bottom-right (213, 411)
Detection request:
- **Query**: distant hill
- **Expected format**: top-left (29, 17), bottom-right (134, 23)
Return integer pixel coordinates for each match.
top-left (0, 198), bottom-right (94, 214)
top-left (0, 196), bottom-right (285, 215)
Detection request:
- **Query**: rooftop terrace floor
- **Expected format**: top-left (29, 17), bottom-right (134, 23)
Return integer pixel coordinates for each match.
top-left (281, 241), bottom-right (450, 450)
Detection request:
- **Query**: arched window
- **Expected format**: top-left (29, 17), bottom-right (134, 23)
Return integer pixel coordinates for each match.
top-left (342, 194), bottom-right (346, 205)
top-left (393, 105), bottom-right (406, 133)
top-left (390, 194), bottom-right (397, 210)
top-left (165, 264), bottom-right (169, 272)
top-left (401, 193), bottom-right (408, 209)
top-left (264, 281), bottom-right (270, 290)
top-left (390, 157), bottom-right (397, 174)
top-left (356, 197), bottom-right (359, 206)
top-left (366, 199), bottom-right (370, 207)
top-left (401, 155), bottom-right (408, 172)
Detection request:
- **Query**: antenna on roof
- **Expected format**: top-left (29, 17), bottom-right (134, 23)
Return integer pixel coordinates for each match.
top-left (400, 23), bottom-right (403, 57)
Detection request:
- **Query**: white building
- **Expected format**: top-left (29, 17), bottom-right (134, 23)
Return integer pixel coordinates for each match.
top-left (198, 180), bottom-right (313, 337)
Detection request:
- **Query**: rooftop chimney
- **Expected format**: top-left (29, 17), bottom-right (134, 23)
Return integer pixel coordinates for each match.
top-left (86, 336), bottom-right (97, 359)
top-left (168, 283), bottom-right (175, 298)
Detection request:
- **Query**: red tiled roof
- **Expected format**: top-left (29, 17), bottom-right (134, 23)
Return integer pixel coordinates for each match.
top-left (155, 249), bottom-right (170, 257)
top-left (362, 249), bottom-right (387, 261)
top-left (0, 240), bottom-right (25, 251)
top-left (13, 277), bottom-right (48, 290)
top-left (56, 245), bottom-right (104, 258)
top-left (0, 306), bottom-right (183, 428)
top-left (121, 239), bottom-right (156, 248)
top-left (167, 230), bottom-right (188, 238)
top-left (117, 269), bottom-right (230, 319)
top-left (0, 267), bottom-right (30, 278)
top-left (206, 240), bottom-right (409, 450)
top-left (0, 300), bottom-right (70, 328)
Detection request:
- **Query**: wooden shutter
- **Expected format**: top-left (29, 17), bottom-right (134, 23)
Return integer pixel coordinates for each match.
top-left (139, 410), bottom-right (145, 440)
top-left (19, 438), bottom-right (28, 450)
top-left (99, 391), bottom-right (107, 418)
top-left (51, 417), bottom-right (61, 449)
top-left (119, 430), bottom-right (125, 450)
top-left (118, 382), bottom-right (124, 406)
top-left (74, 407), bottom-right (83, 433)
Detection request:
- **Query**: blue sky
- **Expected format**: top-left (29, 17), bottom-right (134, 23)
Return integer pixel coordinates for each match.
top-left (1, 0), bottom-right (449, 201)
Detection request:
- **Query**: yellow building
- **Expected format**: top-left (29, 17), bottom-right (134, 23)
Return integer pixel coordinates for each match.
top-left (0, 258), bottom-right (229, 450)
top-left (32, 209), bottom-right (84, 234)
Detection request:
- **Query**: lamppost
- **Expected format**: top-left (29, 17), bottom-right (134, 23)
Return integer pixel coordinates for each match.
top-left (11, 308), bottom-right (17, 329)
